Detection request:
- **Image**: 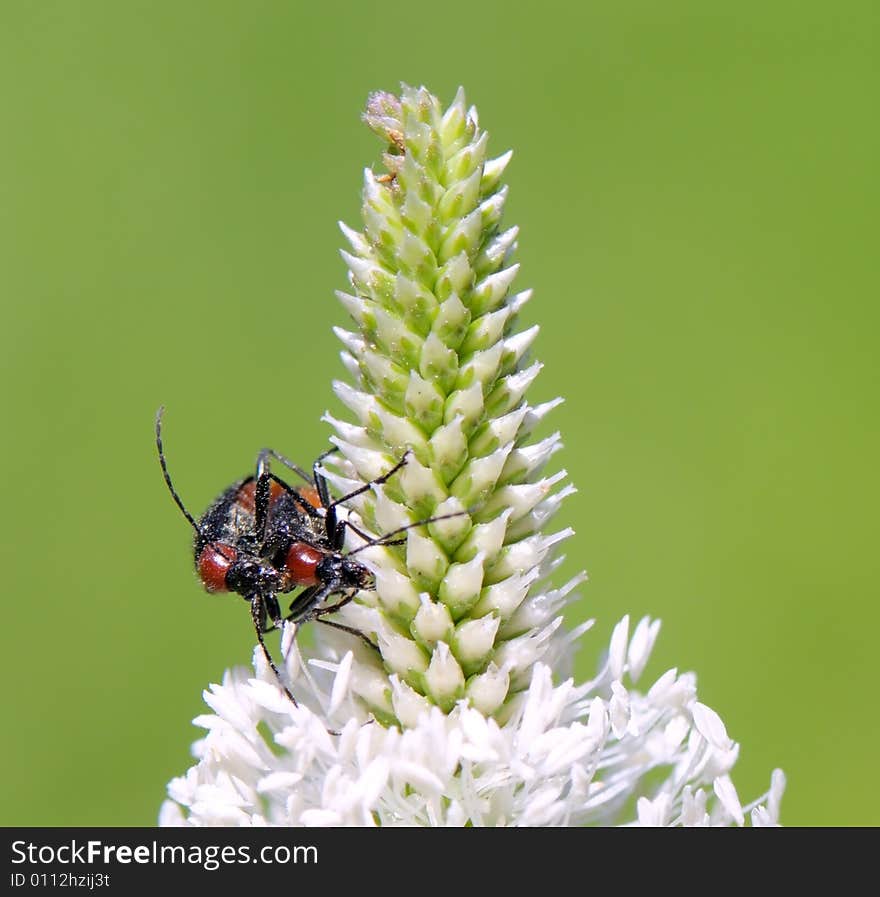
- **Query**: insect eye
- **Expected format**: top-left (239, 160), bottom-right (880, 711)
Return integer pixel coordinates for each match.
top-left (197, 543), bottom-right (238, 593)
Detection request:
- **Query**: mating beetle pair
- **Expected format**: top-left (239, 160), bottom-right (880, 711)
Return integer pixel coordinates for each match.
top-left (155, 407), bottom-right (428, 706)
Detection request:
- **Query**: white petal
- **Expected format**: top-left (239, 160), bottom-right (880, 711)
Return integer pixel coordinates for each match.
top-left (376, 621), bottom-right (429, 677)
top-left (465, 664), bottom-right (510, 716)
top-left (424, 642), bottom-right (465, 704)
top-left (608, 615), bottom-right (630, 681)
top-left (390, 675), bottom-right (433, 728)
top-left (713, 775), bottom-right (745, 827)
top-left (454, 614), bottom-right (500, 665)
top-left (328, 652), bottom-right (354, 715)
top-left (412, 596), bottom-right (454, 645)
top-left (627, 617), bottom-right (661, 683)
top-left (693, 703), bottom-right (733, 751)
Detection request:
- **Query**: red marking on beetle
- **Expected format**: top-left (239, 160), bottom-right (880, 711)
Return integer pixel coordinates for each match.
top-left (236, 479), bottom-right (285, 514)
top-left (299, 485), bottom-right (322, 509)
top-left (197, 543), bottom-right (238, 593)
top-left (284, 541), bottom-right (323, 587)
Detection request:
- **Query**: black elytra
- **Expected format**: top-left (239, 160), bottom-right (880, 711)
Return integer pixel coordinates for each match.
top-left (155, 407), bottom-right (464, 709)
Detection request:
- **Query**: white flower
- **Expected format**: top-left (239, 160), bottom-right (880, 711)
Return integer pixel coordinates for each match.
top-left (160, 618), bottom-right (784, 826)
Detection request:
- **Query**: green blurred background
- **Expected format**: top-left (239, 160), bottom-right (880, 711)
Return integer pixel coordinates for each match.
top-left (1, 1), bottom-right (876, 826)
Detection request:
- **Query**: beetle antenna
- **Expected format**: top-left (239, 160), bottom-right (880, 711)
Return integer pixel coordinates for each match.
top-left (155, 406), bottom-right (201, 535)
top-left (345, 509), bottom-right (473, 555)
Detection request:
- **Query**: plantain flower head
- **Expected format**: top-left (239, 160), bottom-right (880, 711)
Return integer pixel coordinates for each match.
top-left (161, 86), bottom-right (783, 827)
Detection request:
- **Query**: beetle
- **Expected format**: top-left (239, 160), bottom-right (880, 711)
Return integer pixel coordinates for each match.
top-left (155, 406), bottom-right (421, 706)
